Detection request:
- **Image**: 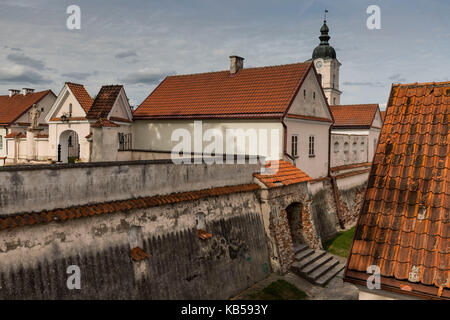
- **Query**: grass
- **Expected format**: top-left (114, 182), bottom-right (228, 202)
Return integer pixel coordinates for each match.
top-left (323, 226), bottom-right (356, 258)
top-left (247, 280), bottom-right (307, 300)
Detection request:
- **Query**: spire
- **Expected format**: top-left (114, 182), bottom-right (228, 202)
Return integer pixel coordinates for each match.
top-left (312, 10), bottom-right (336, 60)
top-left (319, 10), bottom-right (330, 45)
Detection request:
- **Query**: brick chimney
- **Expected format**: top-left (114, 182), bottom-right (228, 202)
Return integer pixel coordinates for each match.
top-left (22, 88), bottom-right (35, 96)
top-left (230, 56), bottom-right (244, 74)
top-left (8, 89), bottom-right (20, 97)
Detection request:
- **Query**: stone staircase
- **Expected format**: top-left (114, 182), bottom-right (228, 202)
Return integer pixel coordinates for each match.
top-left (291, 244), bottom-right (345, 287)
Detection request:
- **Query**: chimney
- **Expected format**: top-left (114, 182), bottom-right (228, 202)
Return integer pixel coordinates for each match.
top-left (22, 88), bottom-right (35, 96)
top-left (230, 56), bottom-right (244, 74)
top-left (8, 89), bottom-right (20, 97)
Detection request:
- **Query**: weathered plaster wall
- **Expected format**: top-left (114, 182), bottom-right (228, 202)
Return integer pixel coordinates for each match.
top-left (0, 189), bottom-right (270, 299)
top-left (0, 160), bottom-right (261, 216)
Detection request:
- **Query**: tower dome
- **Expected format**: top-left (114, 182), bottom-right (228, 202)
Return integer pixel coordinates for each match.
top-left (312, 20), bottom-right (336, 59)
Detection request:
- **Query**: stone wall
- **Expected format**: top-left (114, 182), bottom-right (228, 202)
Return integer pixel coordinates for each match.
top-left (0, 159), bottom-right (260, 216)
top-left (259, 183), bottom-right (322, 274)
top-left (0, 184), bottom-right (270, 299)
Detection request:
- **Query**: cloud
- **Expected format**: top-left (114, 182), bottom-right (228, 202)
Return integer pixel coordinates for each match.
top-left (115, 50), bottom-right (138, 59)
top-left (61, 71), bottom-right (99, 81)
top-left (0, 66), bottom-right (52, 85)
top-left (120, 68), bottom-right (172, 85)
top-left (343, 81), bottom-right (384, 87)
top-left (7, 53), bottom-right (46, 70)
top-left (388, 74), bottom-right (406, 83)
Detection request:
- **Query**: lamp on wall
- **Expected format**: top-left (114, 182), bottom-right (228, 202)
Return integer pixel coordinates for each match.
top-left (61, 114), bottom-right (68, 123)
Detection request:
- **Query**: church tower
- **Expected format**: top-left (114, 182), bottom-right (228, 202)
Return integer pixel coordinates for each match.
top-left (312, 13), bottom-right (342, 105)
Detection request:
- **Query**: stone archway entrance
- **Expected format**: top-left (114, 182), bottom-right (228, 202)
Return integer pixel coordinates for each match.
top-left (58, 130), bottom-right (79, 163)
top-left (286, 202), bottom-right (306, 246)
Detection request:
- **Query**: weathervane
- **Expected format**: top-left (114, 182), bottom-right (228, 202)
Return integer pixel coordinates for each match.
top-left (324, 9), bottom-right (328, 23)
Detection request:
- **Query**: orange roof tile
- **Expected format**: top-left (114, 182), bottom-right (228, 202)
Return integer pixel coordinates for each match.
top-left (0, 184), bottom-right (260, 232)
top-left (344, 81), bottom-right (450, 300)
top-left (380, 110), bottom-right (386, 122)
top-left (0, 90), bottom-right (54, 126)
top-left (91, 118), bottom-right (120, 128)
top-left (130, 247), bottom-right (149, 261)
top-left (5, 132), bottom-right (25, 139)
top-left (87, 85), bottom-right (123, 119)
top-left (330, 104), bottom-right (379, 128)
top-left (66, 83), bottom-right (93, 113)
top-left (134, 62), bottom-right (313, 119)
top-left (254, 160), bottom-right (312, 188)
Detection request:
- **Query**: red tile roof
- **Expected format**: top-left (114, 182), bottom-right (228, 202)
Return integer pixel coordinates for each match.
top-left (87, 85), bottom-right (123, 119)
top-left (380, 110), bottom-right (386, 122)
top-left (254, 160), bottom-right (312, 188)
top-left (344, 81), bottom-right (450, 300)
top-left (5, 132), bottom-right (25, 139)
top-left (134, 62), bottom-right (313, 119)
top-left (0, 90), bottom-right (54, 126)
top-left (0, 184), bottom-right (260, 232)
top-left (330, 104), bottom-right (379, 128)
top-left (66, 83), bottom-right (93, 113)
top-left (91, 118), bottom-right (120, 128)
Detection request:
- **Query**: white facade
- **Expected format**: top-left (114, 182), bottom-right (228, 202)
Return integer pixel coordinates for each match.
top-left (330, 109), bottom-right (382, 168)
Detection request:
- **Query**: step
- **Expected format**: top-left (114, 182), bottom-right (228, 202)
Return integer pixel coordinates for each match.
top-left (308, 258), bottom-right (340, 281)
top-left (293, 244), bottom-right (309, 255)
top-left (293, 251), bottom-right (326, 270)
top-left (294, 248), bottom-right (314, 261)
top-left (315, 263), bottom-right (346, 287)
top-left (301, 254), bottom-right (334, 275)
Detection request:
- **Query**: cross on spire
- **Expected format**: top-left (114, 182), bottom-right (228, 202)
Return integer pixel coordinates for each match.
top-left (324, 9), bottom-right (328, 23)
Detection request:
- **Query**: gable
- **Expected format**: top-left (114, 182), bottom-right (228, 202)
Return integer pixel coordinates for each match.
top-left (372, 109), bottom-right (382, 128)
top-left (107, 88), bottom-right (133, 121)
top-left (286, 68), bottom-right (333, 121)
top-left (45, 85), bottom-right (88, 122)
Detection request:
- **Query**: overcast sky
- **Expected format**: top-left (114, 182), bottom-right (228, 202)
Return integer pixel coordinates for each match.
top-left (0, 0), bottom-right (449, 109)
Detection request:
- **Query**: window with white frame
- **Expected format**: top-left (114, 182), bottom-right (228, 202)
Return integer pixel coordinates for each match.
top-left (334, 141), bottom-right (339, 153)
top-left (309, 136), bottom-right (315, 157)
top-left (291, 135), bottom-right (298, 157)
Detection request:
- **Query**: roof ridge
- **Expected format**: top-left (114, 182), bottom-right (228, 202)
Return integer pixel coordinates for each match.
top-left (165, 61), bottom-right (312, 79)
top-left (393, 80), bottom-right (450, 87)
top-left (330, 103), bottom-right (379, 107)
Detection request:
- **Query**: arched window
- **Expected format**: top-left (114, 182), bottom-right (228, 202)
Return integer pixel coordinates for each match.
top-left (360, 141), bottom-right (365, 152)
top-left (69, 103), bottom-right (73, 116)
top-left (352, 142), bottom-right (357, 154)
top-left (344, 142), bottom-right (349, 153)
top-left (334, 141), bottom-right (339, 153)
top-left (333, 74), bottom-right (336, 88)
top-left (303, 89), bottom-right (306, 99)
top-left (313, 91), bottom-right (316, 100)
